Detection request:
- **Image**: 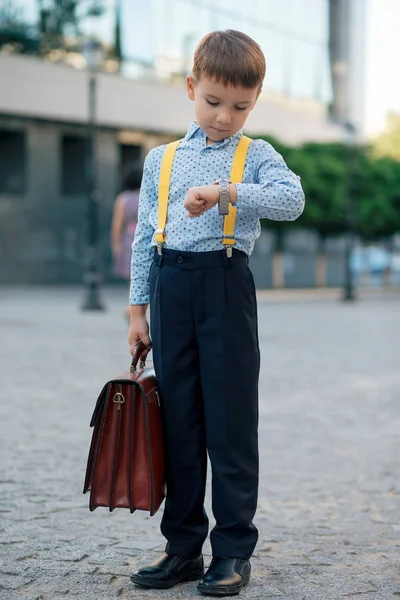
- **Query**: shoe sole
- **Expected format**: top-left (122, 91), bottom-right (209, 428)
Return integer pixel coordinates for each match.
top-left (197, 572), bottom-right (250, 596)
top-left (130, 568), bottom-right (205, 589)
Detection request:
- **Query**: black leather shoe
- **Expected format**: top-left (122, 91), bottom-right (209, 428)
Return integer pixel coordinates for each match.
top-left (130, 552), bottom-right (204, 589)
top-left (197, 557), bottom-right (251, 596)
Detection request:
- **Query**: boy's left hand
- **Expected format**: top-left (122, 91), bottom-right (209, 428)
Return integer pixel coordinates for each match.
top-left (184, 185), bottom-right (219, 217)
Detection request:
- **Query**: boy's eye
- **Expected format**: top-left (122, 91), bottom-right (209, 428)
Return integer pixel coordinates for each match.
top-left (235, 106), bottom-right (247, 111)
top-left (206, 100), bottom-right (219, 106)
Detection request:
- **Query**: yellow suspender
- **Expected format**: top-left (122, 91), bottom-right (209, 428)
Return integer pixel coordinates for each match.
top-left (155, 135), bottom-right (252, 253)
top-left (155, 139), bottom-right (181, 247)
top-left (223, 135), bottom-right (252, 254)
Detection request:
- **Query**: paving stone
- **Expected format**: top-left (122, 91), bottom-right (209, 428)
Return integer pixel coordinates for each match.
top-left (0, 286), bottom-right (399, 599)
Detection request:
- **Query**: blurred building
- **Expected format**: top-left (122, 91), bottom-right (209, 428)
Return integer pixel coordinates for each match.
top-left (0, 0), bottom-right (348, 285)
top-left (328, 0), bottom-right (368, 139)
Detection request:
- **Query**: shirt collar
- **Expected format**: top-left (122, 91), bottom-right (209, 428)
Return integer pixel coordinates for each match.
top-left (183, 121), bottom-right (243, 148)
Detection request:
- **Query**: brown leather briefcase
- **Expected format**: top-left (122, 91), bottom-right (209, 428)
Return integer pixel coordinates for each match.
top-left (83, 342), bottom-right (165, 515)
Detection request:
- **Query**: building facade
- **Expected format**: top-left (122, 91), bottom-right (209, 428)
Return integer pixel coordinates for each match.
top-left (0, 0), bottom-right (349, 286)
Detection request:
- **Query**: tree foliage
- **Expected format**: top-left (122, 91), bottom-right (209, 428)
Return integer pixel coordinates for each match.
top-left (354, 154), bottom-right (400, 240)
top-left (0, 1), bottom-right (39, 53)
top-left (257, 134), bottom-right (400, 242)
top-left (0, 0), bottom-right (106, 56)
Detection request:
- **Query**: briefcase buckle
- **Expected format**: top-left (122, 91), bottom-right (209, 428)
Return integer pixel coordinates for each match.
top-left (113, 392), bottom-right (125, 410)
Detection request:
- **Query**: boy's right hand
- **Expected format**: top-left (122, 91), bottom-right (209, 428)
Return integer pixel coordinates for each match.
top-left (128, 307), bottom-right (152, 357)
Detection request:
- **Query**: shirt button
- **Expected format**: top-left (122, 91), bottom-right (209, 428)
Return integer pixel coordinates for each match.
top-left (177, 255), bottom-right (184, 264)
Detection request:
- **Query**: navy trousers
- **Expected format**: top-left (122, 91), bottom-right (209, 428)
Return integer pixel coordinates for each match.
top-left (149, 247), bottom-right (260, 559)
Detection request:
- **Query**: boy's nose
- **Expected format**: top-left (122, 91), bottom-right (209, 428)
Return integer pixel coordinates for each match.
top-left (216, 112), bottom-right (231, 125)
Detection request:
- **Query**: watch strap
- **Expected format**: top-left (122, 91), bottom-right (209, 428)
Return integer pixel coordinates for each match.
top-left (217, 179), bottom-right (230, 215)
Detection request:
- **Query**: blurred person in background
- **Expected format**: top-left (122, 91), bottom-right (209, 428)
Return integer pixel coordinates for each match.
top-left (111, 165), bottom-right (142, 318)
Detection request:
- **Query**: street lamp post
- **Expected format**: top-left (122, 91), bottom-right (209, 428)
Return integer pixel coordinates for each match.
top-left (328, 0), bottom-right (358, 302)
top-left (342, 122), bottom-right (357, 301)
top-left (81, 38), bottom-right (105, 311)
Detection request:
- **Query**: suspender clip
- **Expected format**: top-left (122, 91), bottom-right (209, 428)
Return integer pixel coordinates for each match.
top-left (226, 246), bottom-right (233, 258)
top-left (157, 243), bottom-right (163, 256)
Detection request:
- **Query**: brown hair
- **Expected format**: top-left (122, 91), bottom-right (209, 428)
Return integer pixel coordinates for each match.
top-left (192, 30), bottom-right (266, 89)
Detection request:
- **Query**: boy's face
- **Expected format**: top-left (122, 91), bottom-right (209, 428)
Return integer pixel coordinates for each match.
top-left (186, 75), bottom-right (260, 143)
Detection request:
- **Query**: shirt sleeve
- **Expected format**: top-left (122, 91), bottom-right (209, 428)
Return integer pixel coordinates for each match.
top-left (129, 150), bottom-right (158, 305)
top-left (235, 139), bottom-right (305, 221)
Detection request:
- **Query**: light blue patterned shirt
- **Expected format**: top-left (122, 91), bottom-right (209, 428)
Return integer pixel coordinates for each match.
top-left (130, 121), bottom-right (305, 304)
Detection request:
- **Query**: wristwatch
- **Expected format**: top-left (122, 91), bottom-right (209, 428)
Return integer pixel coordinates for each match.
top-left (215, 179), bottom-right (231, 215)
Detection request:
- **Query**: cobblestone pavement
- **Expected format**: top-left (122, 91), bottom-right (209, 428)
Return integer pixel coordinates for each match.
top-left (0, 287), bottom-right (399, 600)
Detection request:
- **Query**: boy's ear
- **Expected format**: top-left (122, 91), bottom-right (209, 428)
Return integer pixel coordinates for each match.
top-left (186, 75), bottom-right (196, 101)
top-left (250, 87), bottom-right (262, 112)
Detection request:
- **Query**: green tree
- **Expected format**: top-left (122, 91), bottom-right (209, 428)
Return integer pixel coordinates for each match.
top-left (355, 154), bottom-right (400, 241)
top-left (37, 0), bottom-right (105, 55)
top-left (288, 142), bottom-right (348, 242)
top-left (0, 1), bottom-right (39, 54)
top-left (0, 1), bottom-right (106, 56)
top-left (257, 139), bottom-right (349, 248)
top-left (254, 137), bottom-right (400, 245)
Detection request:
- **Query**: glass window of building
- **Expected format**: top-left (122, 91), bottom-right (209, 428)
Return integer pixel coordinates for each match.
top-left (0, 130), bottom-right (26, 195)
top-left (61, 135), bottom-right (87, 196)
top-left (1, 0), bottom-right (331, 102)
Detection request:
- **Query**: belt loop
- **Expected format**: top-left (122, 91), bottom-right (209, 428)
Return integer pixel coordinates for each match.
top-left (226, 246), bottom-right (234, 267)
top-left (226, 247), bottom-right (233, 267)
top-left (157, 243), bottom-right (164, 266)
top-left (221, 247), bottom-right (233, 268)
top-left (154, 245), bottom-right (163, 266)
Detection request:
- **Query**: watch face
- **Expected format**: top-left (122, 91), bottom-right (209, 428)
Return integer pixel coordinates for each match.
top-left (214, 179), bottom-right (231, 185)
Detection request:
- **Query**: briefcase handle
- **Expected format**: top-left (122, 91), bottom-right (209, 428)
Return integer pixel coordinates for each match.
top-left (130, 340), bottom-right (151, 373)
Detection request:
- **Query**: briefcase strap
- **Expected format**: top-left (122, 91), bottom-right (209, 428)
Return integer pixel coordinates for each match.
top-left (130, 341), bottom-right (148, 373)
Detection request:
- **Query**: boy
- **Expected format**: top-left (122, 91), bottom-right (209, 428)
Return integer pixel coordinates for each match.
top-left (128, 30), bottom-right (304, 596)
